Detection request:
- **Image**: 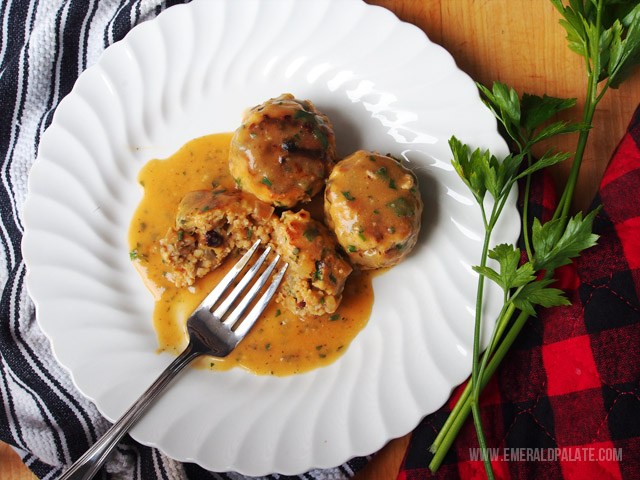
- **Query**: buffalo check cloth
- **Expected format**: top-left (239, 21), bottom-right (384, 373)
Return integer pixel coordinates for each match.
top-left (0, 1), bottom-right (371, 479)
top-left (398, 105), bottom-right (640, 479)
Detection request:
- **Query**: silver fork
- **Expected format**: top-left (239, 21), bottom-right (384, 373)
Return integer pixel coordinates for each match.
top-left (60, 239), bottom-right (287, 480)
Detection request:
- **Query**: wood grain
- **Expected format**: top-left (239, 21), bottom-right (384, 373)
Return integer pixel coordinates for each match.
top-left (0, 443), bottom-right (36, 480)
top-left (2, 1), bottom-right (639, 480)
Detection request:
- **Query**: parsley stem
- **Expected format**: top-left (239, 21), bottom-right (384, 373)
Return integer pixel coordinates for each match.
top-left (481, 310), bottom-right (532, 394)
top-left (429, 381), bottom-right (471, 454)
top-left (555, 97), bottom-right (597, 221)
top-left (471, 402), bottom-right (495, 479)
top-left (469, 197), bottom-right (503, 480)
top-left (479, 302), bottom-right (515, 383)
top-left (522, 153), bottom-right (534, 261)
top-left (429, 307), bottom-right (522, 473)
top-left (471, 204), bottom-right (498, 387)
top-left (554, 0), bottom-right (603, 222)
top-left (471, 300), bottom-right (515, 480)
top-left (438, 274), bottom-right (571, 472)
top-left (430, 305), bottom-right (517, 457)
top-left (429, 302), bottom-right (517, 472)
top-left (457, 190), bottom-right (515, 478)
top-left (429, 387), bottom-right (471, 471)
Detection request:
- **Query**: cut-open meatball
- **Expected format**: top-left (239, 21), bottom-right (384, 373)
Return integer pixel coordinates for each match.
top-left (229, 93), bottom-right (337, 208)
top-left (272, 210), bottom-right (352, 318)
top-left (324, 150), bottom-right (423, 270)
top-left (159, 192), bottom-right (352, 319)
top-left (159, 190), bottom-right (275, 287)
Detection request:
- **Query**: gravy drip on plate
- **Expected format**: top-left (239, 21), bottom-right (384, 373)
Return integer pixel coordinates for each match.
top-left (128, 133), bottom-right (374, 376)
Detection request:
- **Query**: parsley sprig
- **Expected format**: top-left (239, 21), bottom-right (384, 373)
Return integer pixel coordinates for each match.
top-left (428, 2), bottom-right (640, 478)
top-left (433, 133), bottom-right (598, 477)
top-left (551, 0), bottom-right (640, 221)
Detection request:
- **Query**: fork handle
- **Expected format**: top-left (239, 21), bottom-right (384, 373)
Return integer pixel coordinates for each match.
top-left (59, 344), bottom-right (202, 480)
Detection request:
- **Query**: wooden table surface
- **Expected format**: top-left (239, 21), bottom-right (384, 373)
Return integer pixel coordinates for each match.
top-left (2, 1), bottom-right (639, 479)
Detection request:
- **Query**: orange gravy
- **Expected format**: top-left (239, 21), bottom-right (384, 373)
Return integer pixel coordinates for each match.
top-left (128, 133), bottom-right (375, 376)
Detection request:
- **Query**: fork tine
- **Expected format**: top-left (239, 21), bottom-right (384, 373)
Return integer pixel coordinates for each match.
top-left (213, 246), bottom-right (272, 319)
top-left (196, 239), bottom-right (261, 312)
top-left (233, 262), bottom-right (289, 340)
top-left (223, 254), bottom-right (280, 329)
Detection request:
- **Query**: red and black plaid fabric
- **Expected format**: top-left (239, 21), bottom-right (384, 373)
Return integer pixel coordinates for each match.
top-left (397, 103), bottom-right (640, 480)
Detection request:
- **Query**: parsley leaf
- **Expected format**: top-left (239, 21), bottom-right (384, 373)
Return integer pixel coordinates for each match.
top-left (511, 279), bottom-right (571, 317)
top-left (303, 228), bottom-right (319, 242)
top-left (473, 244), bottom-right (536, 293)
top-left (551, 0), bottom-right (640, 88)
top-left (515, 150), bottom-right (573, 180)
top-left (520, 93), bottom-right (577, 134)
top-left (450, 136), bottom-right (525, 202)
top-left (477, 82), bottom-right (521, 143)
top-left (449, 136), bottom-right (489, 202)
top-left (342, 191), bottom-right (355, 201)
top-left (479, 82), bottom-right (586, 149)
top-left (385, 197), bottom-right (414, 217)
top-left (532, 209), bottom-right (600, 272)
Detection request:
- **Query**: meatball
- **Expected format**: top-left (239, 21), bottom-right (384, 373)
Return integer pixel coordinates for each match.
top-left (160, 190), bottom-right (275, 287)
top-left (271, 210), bottom-right (352, 318)
top-left (229, 93), bottom-right (337, 208)
top-left (159, 191), bottom-right (352, 319)
top-left (324, 150), bottom-right (422, 270)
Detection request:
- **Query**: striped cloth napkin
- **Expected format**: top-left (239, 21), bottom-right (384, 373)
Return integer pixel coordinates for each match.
top-left (0, 1), bottom-right (368, 478)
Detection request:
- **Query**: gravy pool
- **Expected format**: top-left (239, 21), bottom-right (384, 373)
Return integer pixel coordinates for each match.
top-left (128, 133), bottom-right (375, 375)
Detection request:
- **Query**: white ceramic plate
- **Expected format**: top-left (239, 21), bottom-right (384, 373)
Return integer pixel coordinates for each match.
top-left (23, 0), bottom-right (519, 475)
